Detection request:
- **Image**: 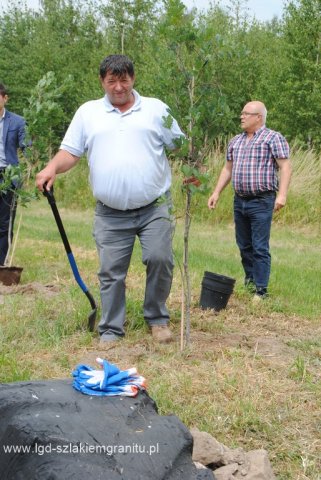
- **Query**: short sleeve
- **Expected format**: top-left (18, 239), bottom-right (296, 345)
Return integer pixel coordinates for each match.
top-left (270, 132), bottom-right (290, 160)
top-left (159, 103), bottom-right (185, 150)
top-left (60, 107), bottom-right (86, 157)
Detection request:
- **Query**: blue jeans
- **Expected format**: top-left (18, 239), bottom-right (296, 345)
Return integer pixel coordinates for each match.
top-left (234, 192), bottom-right (275, 290)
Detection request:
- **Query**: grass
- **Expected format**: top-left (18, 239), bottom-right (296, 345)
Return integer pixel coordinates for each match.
top-left (1, 143), bottom-right (321, 478)
top-left (1, 199), bottom-right (321, 479)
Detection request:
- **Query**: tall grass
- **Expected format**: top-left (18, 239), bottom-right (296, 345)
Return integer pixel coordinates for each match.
top-left (53, 143), bottom-right (321, 228)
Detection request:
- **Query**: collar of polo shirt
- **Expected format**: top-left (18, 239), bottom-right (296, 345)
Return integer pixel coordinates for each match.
top-left (104, 90), bottom-right (141, 113)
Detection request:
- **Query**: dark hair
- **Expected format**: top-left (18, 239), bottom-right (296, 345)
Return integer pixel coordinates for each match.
top-left (99, 55), bottom-right (135, 79)
top-left (0, 83), bottom-right (8, 97)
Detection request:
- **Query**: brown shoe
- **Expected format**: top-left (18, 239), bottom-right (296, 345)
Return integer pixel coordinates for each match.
top-left (150, 325), bottom-right (172, 343)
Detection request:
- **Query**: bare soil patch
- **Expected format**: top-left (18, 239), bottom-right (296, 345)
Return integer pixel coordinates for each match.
top-left (0, 282), bottom-right (59, 298)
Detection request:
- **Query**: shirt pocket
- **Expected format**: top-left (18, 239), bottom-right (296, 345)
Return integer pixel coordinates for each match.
top-left (250, 142), bottom-right (270, 162)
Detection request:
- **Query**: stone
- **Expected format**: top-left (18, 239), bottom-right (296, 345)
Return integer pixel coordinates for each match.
top-left (191, 430), bottom-right (276, 480)
top-left (234, 449), bottom-right (276, 480)
top-left (212, 463), bottom-right (239, 479)
top-left (191, 428), bottom-right (247, 470)
top-left (191, 427), bottom-right (228, 467)
top-left (0, 379), bottom-right (214, 480)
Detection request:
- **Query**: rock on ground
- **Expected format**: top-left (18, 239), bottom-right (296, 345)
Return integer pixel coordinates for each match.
top-left (191, 428), bottom-right (275, 480)
top-left (0, 380), bottom-right (214, 480)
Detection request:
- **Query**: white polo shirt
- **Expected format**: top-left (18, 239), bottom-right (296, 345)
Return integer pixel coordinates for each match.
top-left (60, 90), bottom-right (184, 210)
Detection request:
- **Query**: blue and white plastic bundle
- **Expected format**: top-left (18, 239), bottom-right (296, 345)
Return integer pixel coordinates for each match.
top-left (72, 357), bottom-right (146, 397)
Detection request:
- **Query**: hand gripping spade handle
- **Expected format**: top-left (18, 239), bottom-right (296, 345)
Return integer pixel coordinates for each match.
top-left (43, 187), bottom-right (97, 332)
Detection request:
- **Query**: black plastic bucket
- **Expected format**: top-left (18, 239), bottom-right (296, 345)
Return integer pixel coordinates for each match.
top-left (200, 271), bottom-right (236, 311)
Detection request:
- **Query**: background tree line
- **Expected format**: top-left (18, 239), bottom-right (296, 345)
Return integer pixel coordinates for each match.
top-left (0, 0), bottom-right (320, 153)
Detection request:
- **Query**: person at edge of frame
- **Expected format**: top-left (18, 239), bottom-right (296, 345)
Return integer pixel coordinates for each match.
top-left (208, 100), bottom-right (292, 301)
top-left (36, 54), bottom-right (185, 344)
top-left (0, 82), bottom-right (26, 266)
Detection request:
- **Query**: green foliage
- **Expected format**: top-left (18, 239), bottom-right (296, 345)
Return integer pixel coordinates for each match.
top-left (0, 164), bottom-right (38, 206)
top-left (24, 71), bottom-right (73, 171)
top-left (180, 164), bottom-right (210, 196)
top-left (0, 165), bottom-right (24, 194)
top-left (277, 0), bottom-right (321, 147)
top-left (100, 0), bottom-right (159, 61)
top-left (0, 0), bottom-right (104, 117)
top-left (162, 111), bottom-right (174, 129)
top-left (0, 0), bottom-right (320, 148)
top-left (0, 71), bottom-right (71, 231)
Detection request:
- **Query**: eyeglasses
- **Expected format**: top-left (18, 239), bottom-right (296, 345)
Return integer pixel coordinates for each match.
top-left (240, 111), bottom-right (261, 117)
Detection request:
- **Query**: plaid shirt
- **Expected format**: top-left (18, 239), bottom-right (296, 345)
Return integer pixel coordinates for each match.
top-left (227, 126), bottom-right (290, 195)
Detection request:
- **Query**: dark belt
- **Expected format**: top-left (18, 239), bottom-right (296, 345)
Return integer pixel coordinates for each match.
top-left (98, 190), bottom-right (170, 213)
top-left (125, 197), bottom-right (159, 212)
top-left (97, 197), bottom-right (160, 213)
top-left (236, 191), bottom-right (275, 200)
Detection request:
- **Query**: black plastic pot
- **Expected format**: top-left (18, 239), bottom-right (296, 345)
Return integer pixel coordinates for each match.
top-left (200, 271), bottom-right (236, 311)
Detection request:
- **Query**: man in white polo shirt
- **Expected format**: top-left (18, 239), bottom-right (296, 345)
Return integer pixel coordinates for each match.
top-left (36, 54), bottom-right (184, 344)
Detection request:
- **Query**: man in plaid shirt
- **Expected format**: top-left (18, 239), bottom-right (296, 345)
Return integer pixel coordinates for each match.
top-left (208, 101), bottom-right (292, 299)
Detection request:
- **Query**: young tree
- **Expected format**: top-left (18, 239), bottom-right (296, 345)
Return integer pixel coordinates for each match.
top-left (156, 0), bottom-right (232, 348)
top-left (23, 71), bottom-right (74, 170)
top-left (0, 71), bottom-right (71, 268)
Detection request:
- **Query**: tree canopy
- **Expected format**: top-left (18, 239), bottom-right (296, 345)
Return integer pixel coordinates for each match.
top-left (0, 0), bottom-right (320, 148)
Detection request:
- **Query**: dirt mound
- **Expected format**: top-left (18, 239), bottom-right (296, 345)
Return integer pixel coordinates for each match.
top-left (0, 282), bottom-right (59, 297)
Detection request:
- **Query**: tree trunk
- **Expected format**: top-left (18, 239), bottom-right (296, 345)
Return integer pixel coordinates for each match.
top-left (181, 74), bottom-right (195, 348)
top-left (182, 188), bottom-right (192, 347)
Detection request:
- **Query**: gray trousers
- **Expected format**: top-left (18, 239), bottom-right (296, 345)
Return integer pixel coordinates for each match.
top-left (93, 194), bottom-right (174, 339)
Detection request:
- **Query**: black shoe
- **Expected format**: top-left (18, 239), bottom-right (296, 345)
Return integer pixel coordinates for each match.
top-left (255, 287), bottom-right (268, 299)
